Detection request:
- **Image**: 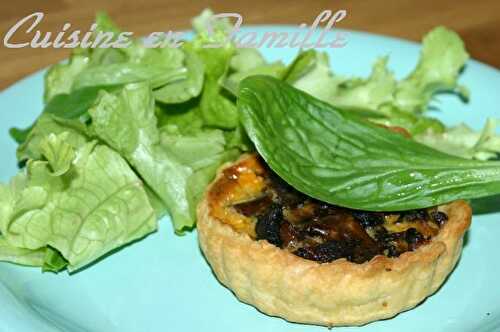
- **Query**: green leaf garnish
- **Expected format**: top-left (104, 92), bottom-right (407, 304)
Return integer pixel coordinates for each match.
top-left (239, 76), bottom-right (500, 211)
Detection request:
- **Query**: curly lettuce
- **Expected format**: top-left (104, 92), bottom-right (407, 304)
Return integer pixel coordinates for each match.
top-left (415, 119), bottom-right (500, 160)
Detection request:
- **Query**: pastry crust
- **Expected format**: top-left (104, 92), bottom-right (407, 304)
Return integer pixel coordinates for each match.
top-left (197, 154), bottom-right (472, 327)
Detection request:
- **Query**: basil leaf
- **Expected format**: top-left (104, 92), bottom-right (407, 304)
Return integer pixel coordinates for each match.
top-left (238, 76), bottom-right (500, 211)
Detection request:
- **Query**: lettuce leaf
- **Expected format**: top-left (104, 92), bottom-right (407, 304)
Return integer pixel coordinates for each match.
top-left (0, 133), bottom-right (157, 271)
top-left (0, 236), bottom-right (46, 267)
top-left (224, 48), bottom-right (286, 95)
top-left (325, 57), bottom-right (397, 113)
top-left (188, 12), bottom-right (239, 129)
top-left (284, 50), bottom-right (345, 103)
top-left (284, 27), bottom-right (468, 117)
top-left (44, 55), bottom-right (90, 103)
top-left (89, 82), bottom-right (243, 230)
top-left (45, 13), bottom-right (189, 103)
top-left (284, 50), bottom-right (365, 114)
top-left (43, 13), bottom-right (124, 103)
top-left (278, 27), bottom-right (476, 160)
top-left (369, 108), bottom-right (446, 136)
top-left (415, 118), bottom-right (500, 160)
top-left (16, 13), bottom-right (192, 147)
top-left (11, 85), bottom-right (122, 146)
top-left (73, 38), bottom-right (187, 89)
top-left (39, 132), bottom-right (76, 176)
top-left (89, 83), bottom-right (195, 230)
top-left (8, 10), bottom-right (251, 243)
top-left (16, 114), bottom-right (89, 162)
top-left (156, 103), bottom-right (204, 135)
top-left (160, 127), bottom-right (241, 220)
top-left (230, 48), bottom-right (266, 72)
top-left (72, 63), bottom-right (187, 90)
top-left (394, 26), bottom-right (469, 113)
top-left (153, 51), bottom-right (205, 104)
top-left (191, 8), bottom-right (233, 36)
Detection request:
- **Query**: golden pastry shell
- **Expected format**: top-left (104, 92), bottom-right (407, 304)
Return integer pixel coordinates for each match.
top-left (197, 155), bottom-right (472, 327)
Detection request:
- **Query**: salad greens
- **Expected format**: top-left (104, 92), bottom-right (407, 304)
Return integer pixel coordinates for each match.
top-left (89, 82), bottom-right (241, 230)
top-left (1, 11), bottom-right (250, 271)
top-left (0, 134), bottom-right (157, 272)
top-left (1, 10), bottom-right (499, 272)
top-left (415, 119), bottom-right (500, 160)
top-left (238, 76), bottom-right (500, 211)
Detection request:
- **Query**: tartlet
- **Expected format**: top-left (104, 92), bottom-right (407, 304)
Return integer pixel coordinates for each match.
top-left (197, 153), bottom-right (472, 327)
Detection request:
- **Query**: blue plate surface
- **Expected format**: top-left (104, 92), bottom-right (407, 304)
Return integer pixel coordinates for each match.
top-left (0, 26), bottom-right (499, 332)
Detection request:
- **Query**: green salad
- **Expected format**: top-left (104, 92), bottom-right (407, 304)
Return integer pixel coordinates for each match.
top-left (1, 10), bottom-right (499, 272)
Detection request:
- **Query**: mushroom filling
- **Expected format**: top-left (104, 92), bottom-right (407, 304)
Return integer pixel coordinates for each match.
top-left (233, 166), bottom-right (448, 264)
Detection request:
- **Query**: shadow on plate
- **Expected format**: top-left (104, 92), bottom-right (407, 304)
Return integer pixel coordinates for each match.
top-left (470, 195), bottom-right (500, 215)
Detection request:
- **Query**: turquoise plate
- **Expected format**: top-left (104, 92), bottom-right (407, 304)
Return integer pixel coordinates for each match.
top-left (1, 26), bottom-right (499, 332)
